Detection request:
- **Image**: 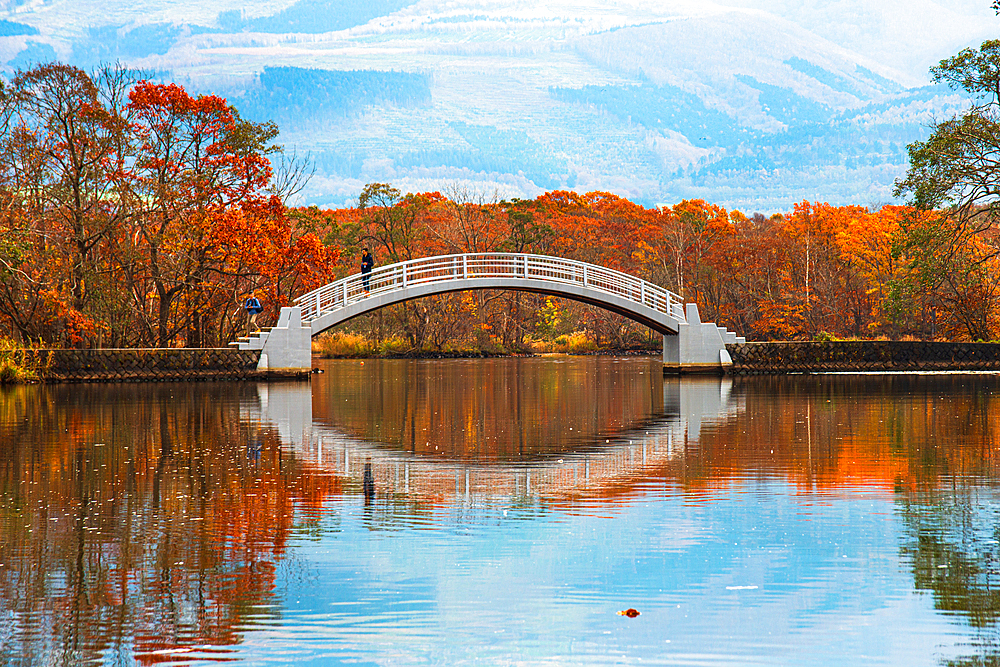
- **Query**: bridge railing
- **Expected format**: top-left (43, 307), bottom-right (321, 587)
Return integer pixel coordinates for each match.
top-left (295, 253), bottom-right (686, 324)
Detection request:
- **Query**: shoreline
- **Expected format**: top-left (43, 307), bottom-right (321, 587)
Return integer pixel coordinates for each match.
top-left (314, 348), bottom-right (661, 360)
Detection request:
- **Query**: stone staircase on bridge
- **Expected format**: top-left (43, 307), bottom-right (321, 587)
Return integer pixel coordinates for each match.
top-left (719, 326), bottom-right (744, 345)
top-left (231, 327), bottom-right (272, 351)
top-left (229, 306), bottom-right (311, 370)
top-left (659, 303), bottom-right (746, 373)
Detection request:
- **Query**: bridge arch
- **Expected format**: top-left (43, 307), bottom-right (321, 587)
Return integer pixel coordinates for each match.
top-left (237, 254), bottom-right (741, 372)
top-left (294, 253), bottom-right (687, 336)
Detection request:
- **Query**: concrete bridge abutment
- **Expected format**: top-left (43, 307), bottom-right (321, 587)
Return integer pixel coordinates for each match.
top-left (663, 303), bottom-right (740, 375)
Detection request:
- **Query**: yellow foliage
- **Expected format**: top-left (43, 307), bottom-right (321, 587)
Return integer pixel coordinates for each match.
top-left (313, 332), bottom-right (376, 358)
top-left (0, 338), bottom-right (43, 383)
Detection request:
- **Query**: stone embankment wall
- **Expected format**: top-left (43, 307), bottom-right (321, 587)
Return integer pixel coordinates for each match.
top-left (728, 341), bottom-right (1000, 374)
top-left (27, 348), bottom-right (308, 382)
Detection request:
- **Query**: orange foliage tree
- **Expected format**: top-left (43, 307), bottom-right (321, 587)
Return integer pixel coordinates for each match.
top-left (311, 186), bottom-right (1000, 347)
top-left (0, 64), bottom-right (336, 348)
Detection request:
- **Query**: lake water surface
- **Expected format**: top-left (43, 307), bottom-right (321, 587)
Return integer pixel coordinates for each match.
top-left (3, 356), bottom-right (1000, 665)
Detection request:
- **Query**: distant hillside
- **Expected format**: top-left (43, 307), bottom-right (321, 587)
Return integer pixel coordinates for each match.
top-left (238, 66), bottom-right (431, 124)
top-left (550, 83), bottom-right (754, 150)
top-left (73, 23), bottom-right (185, 65)
top-left (0, 0), bottom-right (990, 210)
top-left (395, 121), bottom-right (575, 191)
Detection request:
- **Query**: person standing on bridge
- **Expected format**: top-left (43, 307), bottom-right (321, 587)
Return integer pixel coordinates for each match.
top-left (361, 247), bottom-right (375, 293)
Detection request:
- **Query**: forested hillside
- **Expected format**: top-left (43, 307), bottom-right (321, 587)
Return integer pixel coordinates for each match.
top-left (238, 67), bottom-right (431, 124)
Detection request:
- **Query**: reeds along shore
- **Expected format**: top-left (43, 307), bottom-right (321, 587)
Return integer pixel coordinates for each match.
top-left (0, 339), bottom-right (46, 383)
top-left (311, 331), bottom-right (614, 358)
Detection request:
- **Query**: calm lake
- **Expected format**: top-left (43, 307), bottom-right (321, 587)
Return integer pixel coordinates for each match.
top-left (3, 356), bottom-right (1000, 666)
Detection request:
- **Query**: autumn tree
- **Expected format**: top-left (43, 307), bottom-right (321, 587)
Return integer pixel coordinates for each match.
top-left (896, 39), bottom-right (1000, 221)
top-left (10, 65), bottom-right (122, 314)
top-left (355, 182), bottom-right (437, 263)
top-left (350, 183), bottom-right (443, 347)
top-left (425, 186), bottom-right (555, 350)
top-left (122, 81), bottom-right (282, 346)
top-left (895, 39), bottom-right (1000, 339)
top-left (0, 63), bottom-right (336, 348)
top-left (0, 63), bottom-right (145, 344)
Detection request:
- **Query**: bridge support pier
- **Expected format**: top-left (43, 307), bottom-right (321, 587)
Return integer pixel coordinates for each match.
top-left (664, 303), bottom-right (736, 375)
top-left (258, 306), bottom-right (312, 371)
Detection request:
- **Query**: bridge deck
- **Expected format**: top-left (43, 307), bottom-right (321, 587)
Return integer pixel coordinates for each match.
top-left (295, 253), bottom-right (687, 336)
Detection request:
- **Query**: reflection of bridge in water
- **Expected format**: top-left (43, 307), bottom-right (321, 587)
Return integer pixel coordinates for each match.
top-left (243, 377), bottom-right (742, 502)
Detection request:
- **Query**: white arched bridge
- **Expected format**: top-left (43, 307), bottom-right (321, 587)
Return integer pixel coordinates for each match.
top-left (233, 253), bottom-right (743, 373)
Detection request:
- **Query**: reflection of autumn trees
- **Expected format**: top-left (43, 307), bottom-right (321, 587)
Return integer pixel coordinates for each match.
top-left (900, 492), bottom-right (1000, 667)
top-left (541, 375), bottom-right (1000, 508)
top-left (675, 375), bottom-right (1000, 491)
top-left (624, 373), bottom-right (1000, 667)
top-left (313, 357), bottom-right (665, 461)
top-left (7, 370), bottom-right (1000, 662)
top-left (313, 364), bottom-right (1000, 495)
top-left (0, 383), bottom-right (340, 665)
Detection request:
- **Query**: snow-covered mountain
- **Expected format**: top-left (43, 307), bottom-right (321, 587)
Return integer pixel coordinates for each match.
top-left (0, 0), bottom-right (995, 211)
